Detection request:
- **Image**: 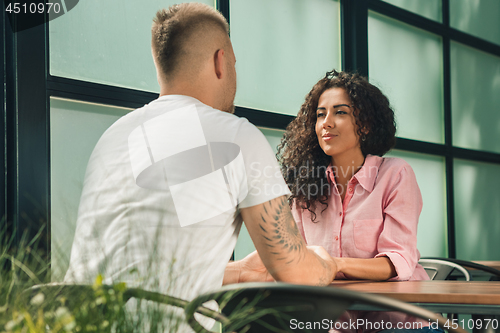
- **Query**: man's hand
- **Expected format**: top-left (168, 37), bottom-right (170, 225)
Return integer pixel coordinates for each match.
top-left (241, 196), bottom-right (340, 286)
top-left (238, 251), bottom-right (274, 283)
top-left (236, 247), bottom-right (338, 285)
top-left (307, 245), bottom-right (339, 284)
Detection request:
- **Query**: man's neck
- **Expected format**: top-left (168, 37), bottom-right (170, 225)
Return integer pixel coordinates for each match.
top-left (160, 81), bottom-right (217, 109)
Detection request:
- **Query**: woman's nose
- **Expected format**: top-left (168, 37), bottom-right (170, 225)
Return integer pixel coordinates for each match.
top-left (323, 112), bottom-right (334, 128)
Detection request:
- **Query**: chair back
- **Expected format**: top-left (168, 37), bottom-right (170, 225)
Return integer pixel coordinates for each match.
top-left (423, 257), bottom-right (500, 281)
top-left (185, 282), bottom-right (468, 333)
top-left (419, 258), bottom-right (471, 281)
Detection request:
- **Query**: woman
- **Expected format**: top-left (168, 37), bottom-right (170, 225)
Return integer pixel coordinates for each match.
top-left (278, 70), bottom-right (432, 332)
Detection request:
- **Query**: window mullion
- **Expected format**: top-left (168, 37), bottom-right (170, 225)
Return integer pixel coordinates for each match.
top-left (8, 15), bottom-right (50, 259)
top-left (441, 0), bottom-right (456, 258)
top-left (341, 0), bottom-right (369, 75)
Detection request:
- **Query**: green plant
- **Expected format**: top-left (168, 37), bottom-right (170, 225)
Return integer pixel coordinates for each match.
top-left (0, 222), bottom-right (290, 333)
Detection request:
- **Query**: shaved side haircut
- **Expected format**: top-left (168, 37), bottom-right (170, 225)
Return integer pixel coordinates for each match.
top-left (152, 3), bottom-right (230, 81)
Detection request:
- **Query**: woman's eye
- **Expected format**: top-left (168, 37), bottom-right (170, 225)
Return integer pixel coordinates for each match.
top-left (335, 110), bottom-right (347, 115)
top-left (316, 112), bottom-right (325, 118)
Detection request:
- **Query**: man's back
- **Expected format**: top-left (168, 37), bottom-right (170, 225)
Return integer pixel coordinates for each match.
top-left (64, 94), bottom-right (289, 301)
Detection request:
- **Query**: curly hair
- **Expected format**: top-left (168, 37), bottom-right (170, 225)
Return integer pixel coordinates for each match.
top-left (277, 70), bottom-right (396, 219)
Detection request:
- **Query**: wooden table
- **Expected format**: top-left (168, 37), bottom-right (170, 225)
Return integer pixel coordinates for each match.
top-left (331, 280), bottom-right (500, 308)
top-left (331, 280), bottom-right (500, 332)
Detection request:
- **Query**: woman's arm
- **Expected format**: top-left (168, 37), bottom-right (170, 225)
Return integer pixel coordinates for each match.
top-left (373, 164), bottom-right (423, 281)
top-left (338, 162), bottom-right (422, 281)
top-left (335, 256), bottom-right (396, 281)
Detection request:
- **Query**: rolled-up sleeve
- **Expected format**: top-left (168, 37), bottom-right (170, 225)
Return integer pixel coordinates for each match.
top-left (375, 166), bottom-right (423, 281)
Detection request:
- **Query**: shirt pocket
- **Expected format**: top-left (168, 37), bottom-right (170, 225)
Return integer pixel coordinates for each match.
top-left (353, 219), bottom-right (384, 253)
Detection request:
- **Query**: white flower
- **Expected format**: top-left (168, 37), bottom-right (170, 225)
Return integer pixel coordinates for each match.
top-left (55, 306), bottom-right (70, 319)
top-left (4, 314), bottom-right (23, 331)
top-left (30, 293), bottom-right (45, 306)
top-left (64, 319), bottom-right (76, 331)
top-left (4, 320), bottom-right (17, 331)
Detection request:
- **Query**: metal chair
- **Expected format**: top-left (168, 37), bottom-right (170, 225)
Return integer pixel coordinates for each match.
top-left (22, 282), bottom-right (229, 332)
top-left (419, 258), bottom-right (471, 281)
top-left (421, 258), bottom-right (500, 329)
top-left (423, 257), bottom-right (500, 281)
top-left (184, 282), bottom-right (467, 333)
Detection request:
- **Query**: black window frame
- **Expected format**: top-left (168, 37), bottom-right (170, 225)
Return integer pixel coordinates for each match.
top-left (3, 0), bottom-right (500, 261)
top-left (1, 6), bottom-right (6, 236)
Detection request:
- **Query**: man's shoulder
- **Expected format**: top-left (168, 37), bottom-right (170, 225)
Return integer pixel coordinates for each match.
top-left (191, 102), bottom-right (263, 144)
top-left (194, 100), bottom-right (249, 125)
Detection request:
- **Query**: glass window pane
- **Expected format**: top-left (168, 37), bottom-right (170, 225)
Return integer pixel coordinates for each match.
top-left (234, 224), bottom-right (255, 261)
top-left (49, 0), bottom-right (212, 92)
top-left (50, 98), bottom-right (131, 279)
top-left (259, 128), bottom-right (284, 153)
top-left (382, 0), bottom-right (441, 22)
top-left (234, 127), bottom-right (284, 260)
top-left (450, 0), bottom-right (500, 46)
top-left (369, 12), bottom-right (444, 143)
top-left (454, 159), bottom-right (500, 260)
top-left (386, 150), bottom-right (447, 257)
top-left (231, 0), bottom-right (341, 116)
top-left (451, 42), bottom-right (500, 154)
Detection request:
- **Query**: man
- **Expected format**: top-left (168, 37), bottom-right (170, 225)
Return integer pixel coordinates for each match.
top-left (65, 1), bottom-right (336, 319)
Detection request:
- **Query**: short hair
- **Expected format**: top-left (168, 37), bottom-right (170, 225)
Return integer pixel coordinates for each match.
top-left (152, 3), bottom-right (229, 80)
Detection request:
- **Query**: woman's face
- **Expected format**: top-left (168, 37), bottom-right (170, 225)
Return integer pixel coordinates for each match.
top-left (315, 88), bottom-right (363, 162)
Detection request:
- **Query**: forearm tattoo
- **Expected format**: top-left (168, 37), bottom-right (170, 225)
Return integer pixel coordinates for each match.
top-left (315, 256), bottom-right (331, 286)
top-left (258, 196), bottom-right (306, 264)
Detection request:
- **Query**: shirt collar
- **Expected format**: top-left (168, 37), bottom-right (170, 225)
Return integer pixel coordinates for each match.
top-left (326, 165), bottom-right (336, 185)
top-left (353, 154), bottom-right (383, 193)
top-left (152, 94), bottom-right (202, 105)
top-left (325, 154), bottom-right (382, 193)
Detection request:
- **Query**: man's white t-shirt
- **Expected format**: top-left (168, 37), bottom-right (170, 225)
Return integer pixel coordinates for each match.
top-left (64, 95), bottom-right (290, 303)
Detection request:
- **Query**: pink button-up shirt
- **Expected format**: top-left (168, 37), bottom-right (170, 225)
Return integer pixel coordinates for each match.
top-left (292, 154), bottom-right (428, 281)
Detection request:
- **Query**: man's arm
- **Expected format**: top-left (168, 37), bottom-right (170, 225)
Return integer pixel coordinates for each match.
top-left (235, 195), bottom-right (337, 286)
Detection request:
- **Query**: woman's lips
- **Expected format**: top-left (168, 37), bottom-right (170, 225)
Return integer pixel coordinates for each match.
top-left (322, 134), bottom-right (337, 141)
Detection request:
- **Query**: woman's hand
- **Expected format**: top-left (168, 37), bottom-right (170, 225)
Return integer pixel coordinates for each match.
top-left (334, 256), bottom-right (397, 281)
